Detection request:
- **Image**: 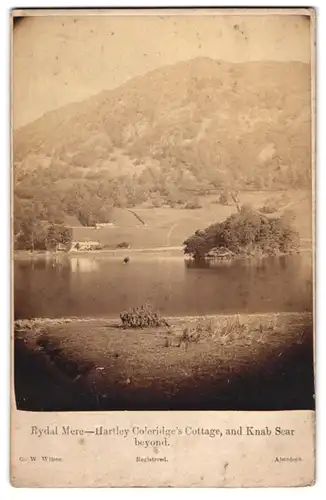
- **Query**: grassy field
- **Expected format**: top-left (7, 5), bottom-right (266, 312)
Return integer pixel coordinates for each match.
top-left (135, 189), bottom-right (312, 247)
top-left (14, 312), bottom-right (314, 411)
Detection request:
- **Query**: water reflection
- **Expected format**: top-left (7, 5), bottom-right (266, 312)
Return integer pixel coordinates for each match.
top-left (70, 257), bottom-right (100, 273)
top-left (185, 258), bottom-right (233, 270)
top-left (14, 254), bottom-right (313, 319)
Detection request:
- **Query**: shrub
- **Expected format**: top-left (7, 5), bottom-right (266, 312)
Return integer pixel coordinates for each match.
top-left (170, 317), bottom-right (247, 346)
top-left (165, 191), bottom-right (188, 207)
top-left (116, 242), bottom-right (130, 249)
top-left (120, 304), bottom-right (169, 329)
top-left (219, 316), bottom-right (246, 339)
top-left (260, 204), bottom-right (277, 214)
top-left (218, 192), bottom-right (229, 205)
top-left (184, 197), bottom-right (202, 209)
top-left (177, 326), bottom-right (201, 347)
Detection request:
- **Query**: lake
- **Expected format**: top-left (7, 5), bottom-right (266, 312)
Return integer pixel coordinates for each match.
top-left (14, 253), bottom-right (313, 320)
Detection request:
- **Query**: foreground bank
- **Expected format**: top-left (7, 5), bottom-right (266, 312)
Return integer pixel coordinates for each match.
top-left (14, 312), bottom-right (314, 412)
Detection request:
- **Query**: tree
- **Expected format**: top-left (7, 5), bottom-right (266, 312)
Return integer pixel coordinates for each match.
top-left (230, 190), bottom-right (241, 213)
top-left (45, 223), bottom-right (72, 251)
top-left (77, 209), bottom-right (96, 227)
top-left (98, 205), bottom-right (113, 223)
top-left (46, 223), bottom-right (58, 250)
top-left (58, 226), bottom-right (72, 247)
top-left (18, 219), bottom-right (47, 251)
top-left (14, 198), bottom-right (48, 250)
top-left (218, 190), bottom-right (229, 205)
top-left (184, 211), bottom-right (299, 259)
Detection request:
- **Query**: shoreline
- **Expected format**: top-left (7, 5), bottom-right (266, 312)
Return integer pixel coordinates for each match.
top-left (13, 246), bottom-right (312, 261)
top-left (13, 246), bottom-right (184, 260)
top-left (14, 310), bottom-right (314, 412)
top-left (14, 311), bottom-right (313, 327)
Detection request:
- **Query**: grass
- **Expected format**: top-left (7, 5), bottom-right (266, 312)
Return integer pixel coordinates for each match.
top-left (14, 312), bottom-right (314, 411)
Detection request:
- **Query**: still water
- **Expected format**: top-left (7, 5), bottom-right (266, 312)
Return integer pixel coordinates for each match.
top-left (14, 254), bottom-right (313, 319)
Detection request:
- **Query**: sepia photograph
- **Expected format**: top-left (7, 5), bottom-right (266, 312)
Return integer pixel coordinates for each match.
top-left (12, 9), bottom-right (314, 415)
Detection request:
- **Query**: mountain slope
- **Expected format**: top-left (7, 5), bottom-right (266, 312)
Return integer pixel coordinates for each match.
top-left (13, 57), bottom-right (312, 246)
top-left (14, 57), bottom-right (311, 189)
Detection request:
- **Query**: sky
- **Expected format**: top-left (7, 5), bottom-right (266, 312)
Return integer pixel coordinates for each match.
top-left (12, 12), bottom-right (311, 128)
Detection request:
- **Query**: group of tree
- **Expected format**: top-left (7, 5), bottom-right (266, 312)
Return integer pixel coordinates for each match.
top-left (183, 207), bottom-right (300, 261)
top-left (14, 163), bottom-right (203, 235)
top-left (13, 147), bottom-right (306, 251)
top-left (15, 218), bottom-right (71, 252)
